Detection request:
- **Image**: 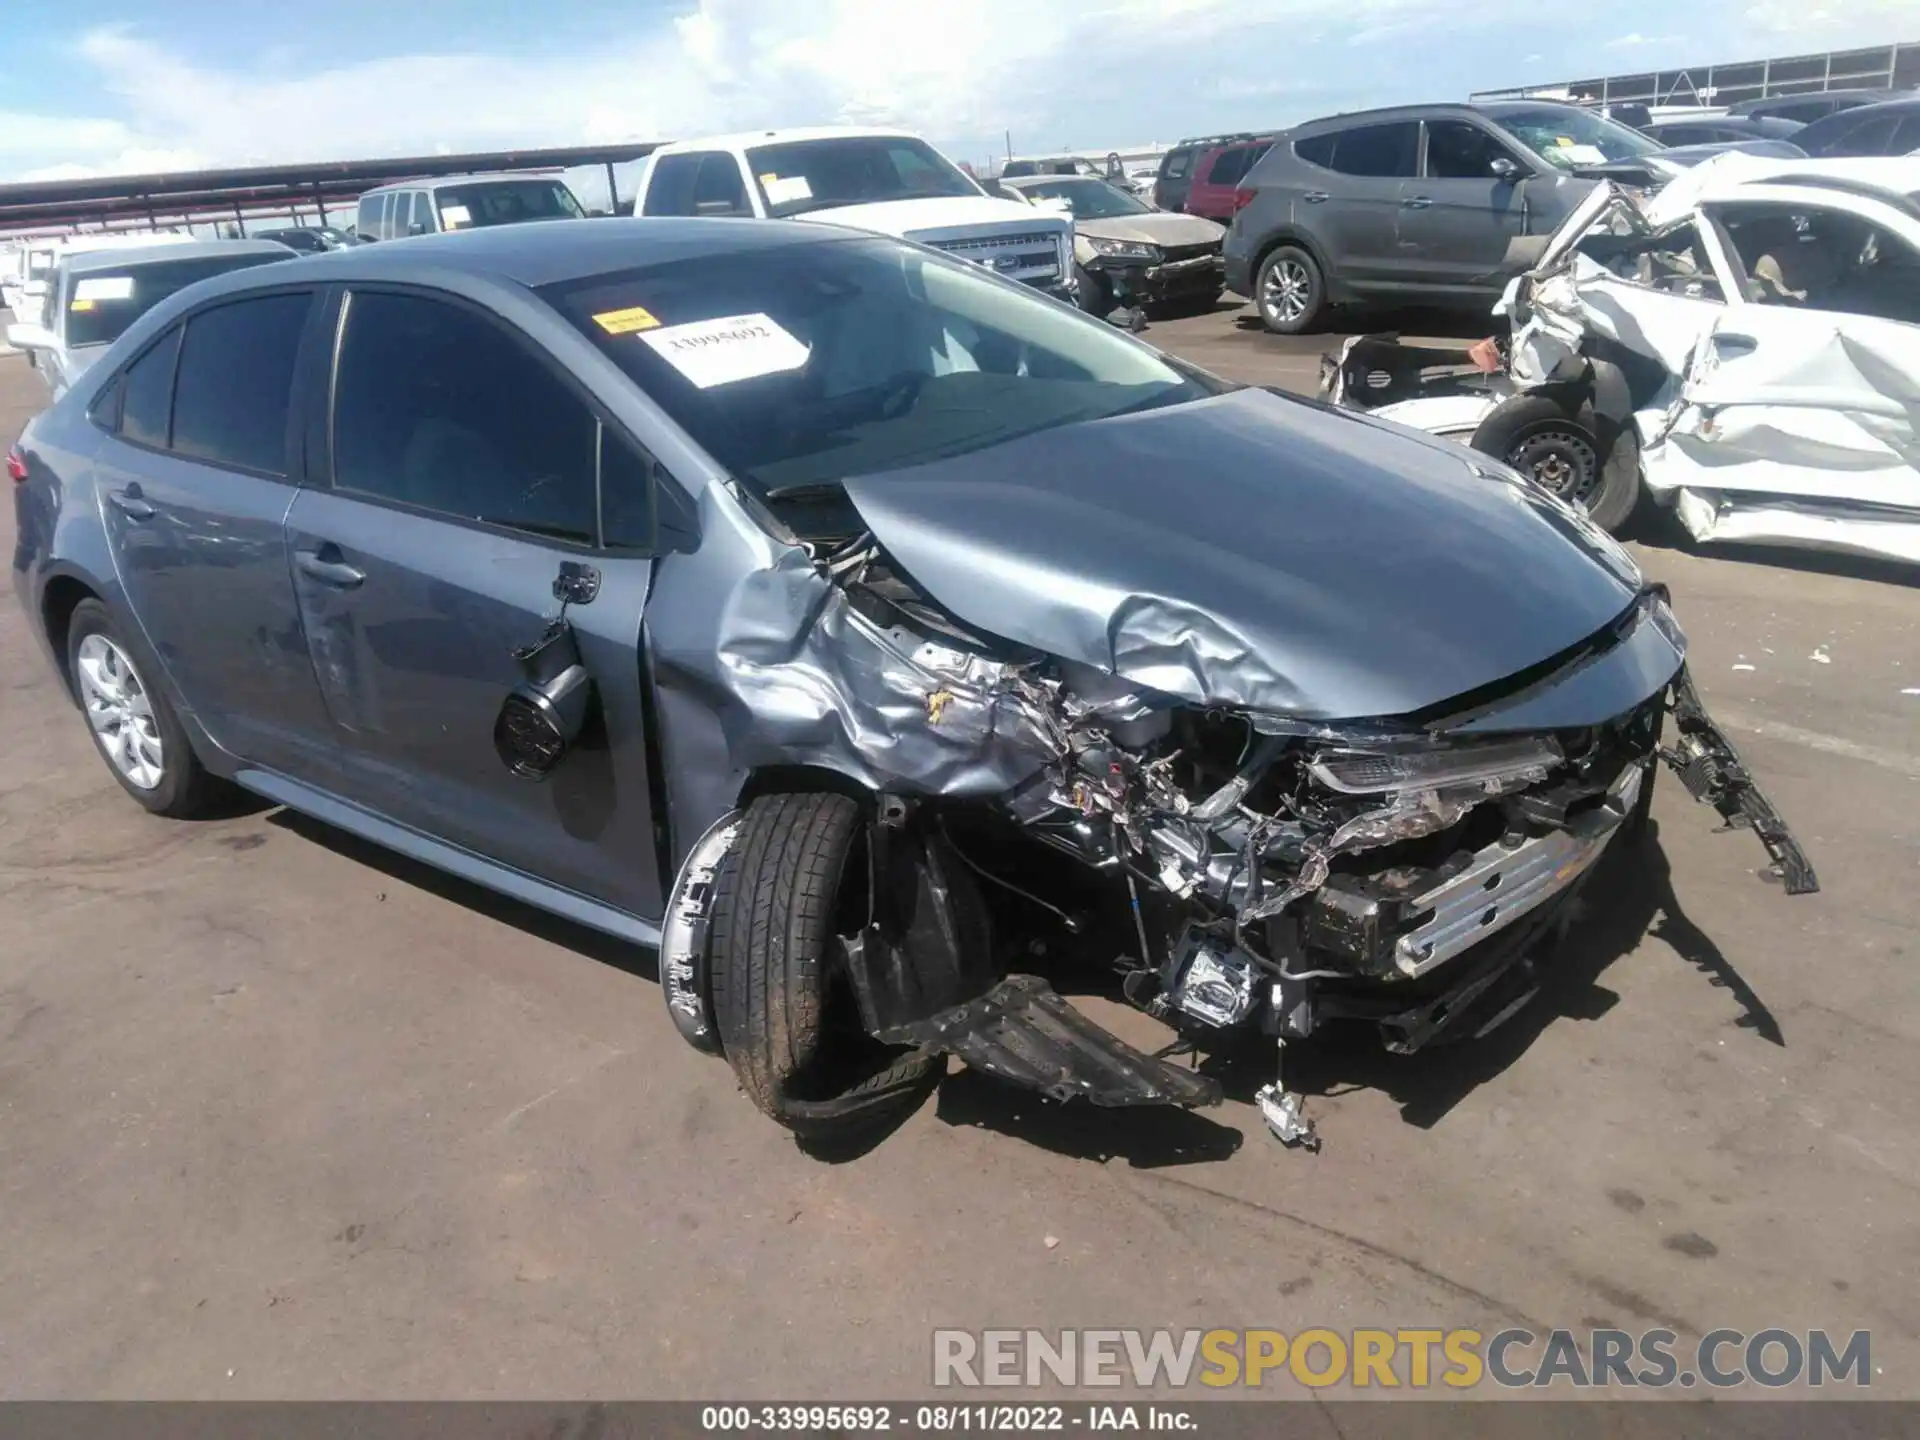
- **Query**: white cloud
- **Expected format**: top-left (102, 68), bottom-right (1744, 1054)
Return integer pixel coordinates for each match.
top-left (4, 0), bottom-right (1525, 181)
top-left (1605, 31), bottom-right (1684, 48)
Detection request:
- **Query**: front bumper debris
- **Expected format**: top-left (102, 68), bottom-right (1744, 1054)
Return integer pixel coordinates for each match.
top-left (1663, 672), bottom-right (1819, 895)
top-left (878, 974), bottom-right (1223, 1109)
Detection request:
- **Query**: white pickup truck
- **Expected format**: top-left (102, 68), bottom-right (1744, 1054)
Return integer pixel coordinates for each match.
top-left (631, 126), bottom-right (1075, 303)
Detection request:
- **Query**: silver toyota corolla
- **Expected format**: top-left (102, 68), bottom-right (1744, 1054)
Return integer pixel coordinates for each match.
top-left (8, 219), bottom-right (1814, 1151)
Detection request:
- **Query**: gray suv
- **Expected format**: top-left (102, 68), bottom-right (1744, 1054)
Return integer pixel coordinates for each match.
top-left (1225, 101), bottom-right (1665, 332)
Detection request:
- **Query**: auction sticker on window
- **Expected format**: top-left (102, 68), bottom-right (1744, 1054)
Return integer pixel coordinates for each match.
top-left (73, 276), bottom-right (134, 303)
top-left (638, 312), bottom-right (809, 388)
top-left (761, 174), bottom-right (812, 205)
top-left (592, 304), bottom-right (660, 335)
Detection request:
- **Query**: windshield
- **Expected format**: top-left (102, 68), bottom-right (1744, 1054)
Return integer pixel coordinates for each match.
top-left (745, 137), bottom-right (980, 218)
top-left (1490, 107), bottom-right (1665, 170)
top-left (1016, 178), bottom-right (1151, 219)
top-left (435, 180), bottom-right (583, 229)
top-left (542, 236), bottom-right (1224, 500)
top-left (63, 253), bottom-right (289, 348)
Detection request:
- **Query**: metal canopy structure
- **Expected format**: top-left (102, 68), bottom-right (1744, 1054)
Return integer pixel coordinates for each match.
top-left (1472, 40), bottom-right (1919, 110)
top-left (0, 141), bottom-right (663, 236)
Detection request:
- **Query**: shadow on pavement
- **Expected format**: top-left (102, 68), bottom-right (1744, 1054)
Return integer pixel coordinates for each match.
top-left (264, 806), bottom-right (658, 983)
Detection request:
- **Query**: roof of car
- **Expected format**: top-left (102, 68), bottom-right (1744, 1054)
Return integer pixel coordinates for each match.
top-left (253, 216), bottom-right (840, 290)
top-left (650, 126), bottom-right (926, 157)
top-left (1288, 99), bottom-right (1592, 130)
top-left (1804, 94), bottom-right (1920, 120)
top-left (62, 239), bottom-right (293, 273)
top-left (1731, 88), bottom-right (1907, 112)
top-left (998, 174), bottom-right (1100, 187)
top-left (361, 172), bottom-right (575, 196)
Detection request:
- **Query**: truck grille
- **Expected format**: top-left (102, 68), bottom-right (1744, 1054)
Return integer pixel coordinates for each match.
top-left (928, 231), bottom-right (1063, 286)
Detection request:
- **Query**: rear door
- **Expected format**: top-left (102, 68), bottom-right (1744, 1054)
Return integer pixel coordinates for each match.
top-left (283, 285), bottom-right (670, 918)
top-left (1397, 119), bottom-right (1533, 290)
top-left (1293, 121), bottom-right (1419, 289)
top-left (92, 287), bottom-right (341, 779)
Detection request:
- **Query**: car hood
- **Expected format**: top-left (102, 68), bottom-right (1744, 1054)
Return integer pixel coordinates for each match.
top-left (1079, 212), bottom-right (1223, 246)
top-left (841, 388), bottom-right (1648, 722)
top-left (798, 194), bottom-right (1068, 242)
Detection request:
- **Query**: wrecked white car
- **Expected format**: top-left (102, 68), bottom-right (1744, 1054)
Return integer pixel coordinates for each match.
top-left (1323, 156), bottom-right (1920, 563)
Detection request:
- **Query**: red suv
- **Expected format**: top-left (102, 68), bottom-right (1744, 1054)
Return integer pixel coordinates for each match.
top-left (1182, 137), bottom-right (1275, 222)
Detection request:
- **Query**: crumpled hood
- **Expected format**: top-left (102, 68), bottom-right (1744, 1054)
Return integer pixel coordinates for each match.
top-left (1080, 212), bottom-right (1223, 247)
top-left (842, 388), bottom-right (1647, 722)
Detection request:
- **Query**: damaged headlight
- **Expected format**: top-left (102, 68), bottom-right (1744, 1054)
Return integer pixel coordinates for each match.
top-left (1308, 736), bottom-right (1562, 795)
top-left (1088, 238), bottom-right (1162, 263)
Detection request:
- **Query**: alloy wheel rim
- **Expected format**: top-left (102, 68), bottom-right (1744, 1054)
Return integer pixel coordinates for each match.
top-left (75, 633), bottom-right (165, 790)
top-left (1262, 259), bottom-right (1310, 324)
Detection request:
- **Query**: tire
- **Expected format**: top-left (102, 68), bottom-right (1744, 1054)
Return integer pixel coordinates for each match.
top-left (1074, 264), bottom-right (1110, 317)
top-left (1469, 394), bottom-right (1643, 533)
top-left (1254, 244), bottom-right (1325, 334)
top-left (708, 793), bottom-right (941, 1142)
top-left (65, 599), bottom-right (223, 819)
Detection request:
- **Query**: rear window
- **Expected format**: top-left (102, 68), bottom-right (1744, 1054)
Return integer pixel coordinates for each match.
top-left (1206, 146), bottom-right (1260, 186)
top-left (1162, 149), bottom-right (1193, 179)
top-left (434, 179), bottom-right (583, 230)
top-left (63, 253), bottom-right (291, 349)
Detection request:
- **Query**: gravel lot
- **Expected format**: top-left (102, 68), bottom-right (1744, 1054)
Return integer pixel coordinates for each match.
top-left (2, 300), bottom-right (1916, 1400)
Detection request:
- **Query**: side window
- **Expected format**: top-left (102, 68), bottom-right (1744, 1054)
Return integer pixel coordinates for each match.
top-left (331, 291), bottom-right (597, 545)
top-left (118, 328), bottom-right (181, 450)
top-left (356, 194), bottom-right (380, 241)
top-left (1163, 149), bottom-right (1192, 180)
top-left (1210, 149), bottom-right (1253, 186)
top-left (1816, 115), bottom-right (1896, 156)
top-left (1891, 116), bottom-right (1920, 155)
top-left (1292, 133), bottom-right (1337, 169)
top-left (692, 154), bottom-right (751, 216)
top-left (1002, 161), bottom-right (1035, 178)
top-left (598, 427), bottom-right (658, 550)
top-left (1329, 122), bottom-right (1420, 178)
top-left (414, 193), bottom-right (438, 233)
top-left (171, 293), bottom-right (313, 474)
top-left (643, 154), bottom-right (705, 216)
top-left (1424, 121), bottom-right (1519, 179)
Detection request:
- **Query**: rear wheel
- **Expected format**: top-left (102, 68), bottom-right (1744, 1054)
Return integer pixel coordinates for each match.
top-left (65, 598), bottom-right (221, 818)
top-left (1255, 245), bottom-right (1324, 334)
top-left (708, 793), bottom-right (941, 1142)
top-left (1470, 394), bottom-right (1643, 533)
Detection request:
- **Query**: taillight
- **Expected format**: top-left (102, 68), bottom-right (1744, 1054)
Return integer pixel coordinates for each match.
top-left (5, 446), bottom-right (26, 484)
top-left (1231, 188), bottom-right (1256, 212)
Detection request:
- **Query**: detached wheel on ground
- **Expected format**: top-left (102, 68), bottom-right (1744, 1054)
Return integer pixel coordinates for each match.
top-left (1255, 245), bottom-right (1324, 334)
top-left (1469, 393), bottom-right (1644, 534)
top-left (65, 598), bottom-right (222, 818)
top-left (708, 793), bottom-right (942, 1142)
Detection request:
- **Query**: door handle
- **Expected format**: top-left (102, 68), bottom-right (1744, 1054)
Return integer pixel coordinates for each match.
top-left (1302, 190), bottom-right (1330, 203)
top-left (296, 546), bottom-right (366, 589)
top-left (107, 483), bottom-right (154, 521)
top-left (1401, 195), bottom-right (1433, 209)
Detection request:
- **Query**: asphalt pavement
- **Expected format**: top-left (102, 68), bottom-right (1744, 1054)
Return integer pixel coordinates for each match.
top-left (1, 303), bottom-right (1916, 1401)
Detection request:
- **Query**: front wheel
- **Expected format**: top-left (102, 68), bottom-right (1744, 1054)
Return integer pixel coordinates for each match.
top-left (66, 598), bottom-right (223, 818)
top-left (707, 793), bottom-right (941, 1143)
top-left (1074, 264), bottom-right (1110, 317)
top-left (1255, 245), bottom-right (1325, 334)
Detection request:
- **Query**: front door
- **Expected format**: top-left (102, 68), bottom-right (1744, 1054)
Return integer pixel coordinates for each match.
top-left (95, 292), bottom-right (340, 780)
top-left (1397, 120), bottom-right (1531, 291)
top-left (285, 286), bottom-right (669, 919)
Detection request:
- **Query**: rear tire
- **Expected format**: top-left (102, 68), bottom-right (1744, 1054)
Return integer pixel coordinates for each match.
top-left (1470, 394), bottom-right (1643, 533)
top-left (1255, 245), bottom-right (1325, 334)
top-left (708, 793), bottom-right (940, 1142)
top-left (65, 598), bottom-right (222, 819)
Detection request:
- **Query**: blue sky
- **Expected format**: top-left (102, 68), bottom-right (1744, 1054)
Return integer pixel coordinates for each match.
top-left (2, 0), bottom-right (1910, 182)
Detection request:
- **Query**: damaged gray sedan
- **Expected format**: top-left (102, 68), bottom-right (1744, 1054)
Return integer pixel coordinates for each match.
top-left (10, 219), bottom-right (1816, 1151)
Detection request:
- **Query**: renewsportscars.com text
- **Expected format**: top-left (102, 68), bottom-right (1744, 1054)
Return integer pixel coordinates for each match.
top-left (932, 1328), bottom-right (1873, 1390)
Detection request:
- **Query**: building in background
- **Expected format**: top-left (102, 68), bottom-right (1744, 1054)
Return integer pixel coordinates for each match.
top-left (1474, 40), bottom-right (1918, 111)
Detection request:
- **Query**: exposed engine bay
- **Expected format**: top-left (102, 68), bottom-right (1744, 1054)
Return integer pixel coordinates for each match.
top-left (659, 500), bottom-right (1818, 1150)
